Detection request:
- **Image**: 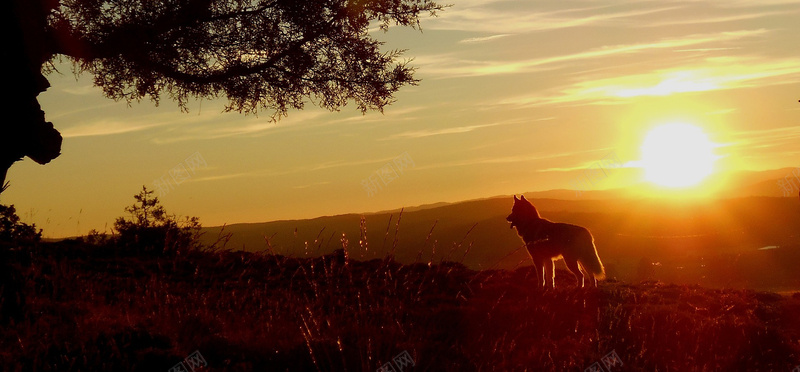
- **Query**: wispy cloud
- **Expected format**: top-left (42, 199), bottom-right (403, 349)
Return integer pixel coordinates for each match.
top-left (293, 181), bottom-right (332, 189)
top-left (646, 11), bottom-right (786, 27)
top-left (538, 159), bottom-right (635, 173)
top-left (675, 47), bottom-right (740, 53)
top-left (419, 29), bottom-right (768, 78)
top-left (328, 105), bottom-right (429, 125)
top-left (458, 34), bottom-right (511, 44)
top-left (428, 4), bottom-right (679, 34)
top-left (705, 108), bottom-right (737, 116)
top-left (191, 172), bottom-right (257, 182)
top-left (45, 102), bottom-right (119, 121)
top-left (60, 105), bottom-right (227, 138)
top-left (381, 119), bottom-right (527, 140)
top-left (151, 110), bottom-right (328, 144)
top-left (190, 153), bottom-right (412, 185)
top-left (61, 120), bottom-right (165, 138)
top-left (413, 148), bottom-right (602, 171)
top-left (497, 54), bottom-right (800, 107)
top-left (727, 125), bottom-right (800, 147)
top-left (715, 0), bottom-right (800, 7)
top-left (61, 85), bottom-right (100, 96)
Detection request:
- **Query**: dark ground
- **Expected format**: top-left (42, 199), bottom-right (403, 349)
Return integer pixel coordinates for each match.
top-left (1, 241), bottom-right (800, 371)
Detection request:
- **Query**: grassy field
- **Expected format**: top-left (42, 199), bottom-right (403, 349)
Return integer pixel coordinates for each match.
top-left (2, 241), bottom-right (800, 371)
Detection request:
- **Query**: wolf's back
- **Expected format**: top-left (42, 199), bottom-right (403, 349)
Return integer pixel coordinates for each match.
top-left (550, 223), bottom-right (605, 279)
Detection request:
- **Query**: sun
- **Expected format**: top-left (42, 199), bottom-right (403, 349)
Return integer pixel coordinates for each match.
top-left (640, 123), bottom-right (717, 188)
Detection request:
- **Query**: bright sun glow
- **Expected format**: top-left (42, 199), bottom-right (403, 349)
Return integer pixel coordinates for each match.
top-left (641, 123), bottom-right (717, 188)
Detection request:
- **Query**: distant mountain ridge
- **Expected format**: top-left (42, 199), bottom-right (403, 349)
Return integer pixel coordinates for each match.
top-left (200, 167), bottom-right (800, 290)
top-left (353, 167), bottom-right (799, 215)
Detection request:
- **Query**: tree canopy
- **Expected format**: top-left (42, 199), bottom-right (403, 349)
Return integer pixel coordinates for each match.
top-left (1, 0), bottom-right (445, 191)
top-left (50, 0), bottom-right (445, 114)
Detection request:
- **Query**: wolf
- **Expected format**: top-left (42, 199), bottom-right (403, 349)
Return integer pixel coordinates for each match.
top-left (506, 195), bottom-right (605, 288)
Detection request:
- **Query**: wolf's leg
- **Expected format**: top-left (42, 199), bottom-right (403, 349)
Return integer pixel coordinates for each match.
top-left (578, 262), bottom-right (598, 287)
top-left (565, 259), bottom-right (584, 287)
top-left (527, 247), bottom-right (542, 288)
top-left (538, 260), bottom-right (547, 288)
top-left (530, 258), bottom-right (543, 288)
top-left (528, 249), bottom-right (543, 288)
top-left (586, 269), bottom-right (598, 288)
top-left (544, 259), bottom-right (555, 288)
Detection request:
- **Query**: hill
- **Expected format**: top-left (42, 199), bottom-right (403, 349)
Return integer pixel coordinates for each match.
top-left (202, 194), bottom-right (800, 291)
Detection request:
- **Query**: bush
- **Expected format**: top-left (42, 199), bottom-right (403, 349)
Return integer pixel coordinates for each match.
top-left (0, 204), bottom-right (41, 246)
top-left (113, 186), bottom-right (201, 255)
top-left (0, 204), bottom-right (38, 323)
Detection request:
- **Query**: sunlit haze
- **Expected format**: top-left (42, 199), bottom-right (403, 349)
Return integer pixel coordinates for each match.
top-left (5, 0), bottom-right (800, 237)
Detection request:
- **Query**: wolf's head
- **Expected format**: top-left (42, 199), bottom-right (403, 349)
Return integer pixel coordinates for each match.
top-left (506, 195), bottom-right (541, 229)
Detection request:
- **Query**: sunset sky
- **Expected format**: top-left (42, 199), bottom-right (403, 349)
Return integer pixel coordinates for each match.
top-left (5, 0), bottom-right (800, 238)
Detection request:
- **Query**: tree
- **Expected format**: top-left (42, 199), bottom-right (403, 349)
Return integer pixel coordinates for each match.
top-left (1, 0), bottom-right (445, 191)
top-left (0, 204), bottom-right (40, 323)
top-left (114, 186), bottom-right (202, 255)
top-left (0, 204), bottom-right (42, 245)
top-left (2, 1), bottom-right (63, 193)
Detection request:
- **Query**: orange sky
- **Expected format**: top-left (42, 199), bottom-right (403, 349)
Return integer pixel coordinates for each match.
top-left (4, 0), bottom-right (800, 237)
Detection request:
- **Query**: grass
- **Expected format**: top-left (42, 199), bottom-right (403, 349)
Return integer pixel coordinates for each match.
top-left (1, 239), bottom-right (800, 371)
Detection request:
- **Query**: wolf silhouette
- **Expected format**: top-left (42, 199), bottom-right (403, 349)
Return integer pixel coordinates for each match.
top-left (506, 195), bottom-right (605, 288)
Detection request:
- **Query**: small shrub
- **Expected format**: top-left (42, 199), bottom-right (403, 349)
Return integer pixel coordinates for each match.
top-left (0, 204), bottom-right (41, 246)
top-left (85, 229), bottom-right (111, 247)
top-left (113, 186), bottom-right (201, 255)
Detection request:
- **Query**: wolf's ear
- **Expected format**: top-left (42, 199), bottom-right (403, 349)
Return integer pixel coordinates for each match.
top-left (521, 195), bottom-right (527, 201)
top-left (513, 195), bottom-right (519, 201)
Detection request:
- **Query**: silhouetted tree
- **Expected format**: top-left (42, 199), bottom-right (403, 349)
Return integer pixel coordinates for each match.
top-left (0, 204), bottom-right (40, 324)
top-left (1, 0), bottom-right (445, 190)
top-left (114, 186), bottom-right (202, 255)
top-left (0, 204), bottom-right (42, 245)
top-left (2, 1), bottom-right (63, 193)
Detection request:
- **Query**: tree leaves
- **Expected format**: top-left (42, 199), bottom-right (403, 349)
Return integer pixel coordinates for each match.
top-left (49, 0), bottom-right (445, 118)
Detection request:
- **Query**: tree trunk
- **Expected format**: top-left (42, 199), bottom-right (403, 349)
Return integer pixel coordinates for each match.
top-left (0, 0), bottom-right (62, 193)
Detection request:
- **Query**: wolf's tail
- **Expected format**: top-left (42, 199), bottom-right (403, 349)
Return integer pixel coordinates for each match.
top-left (581, 234), bottom-right (606, 280)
